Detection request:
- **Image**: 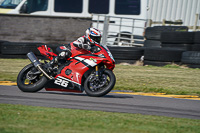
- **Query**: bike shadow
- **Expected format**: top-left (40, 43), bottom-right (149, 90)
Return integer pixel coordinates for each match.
top-left (38, 91), bottom-right (133, 99)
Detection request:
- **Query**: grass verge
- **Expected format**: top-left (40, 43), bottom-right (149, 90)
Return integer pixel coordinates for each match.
top-left (0, 104), bottom-right (200, 133)
top-left (114, 64), bottom-right (200, 96)
top-left (0, 58), bottom-right (200, 95)
top-left (0, 59), bottom-right (30, 81)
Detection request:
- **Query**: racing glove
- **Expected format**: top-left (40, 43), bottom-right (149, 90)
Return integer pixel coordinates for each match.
top-left (82, 43), bottom-right (91, 51)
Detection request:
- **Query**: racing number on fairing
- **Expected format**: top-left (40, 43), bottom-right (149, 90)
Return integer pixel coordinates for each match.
top-left (54, 77), bottom-right (69, 87)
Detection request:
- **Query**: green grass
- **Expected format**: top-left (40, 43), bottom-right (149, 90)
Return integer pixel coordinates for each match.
top-left (0, 58), bottom-right (200, 95)
top-left (0, 59), bottom-right (30, 81)
top-left (0, 104), bottom-right (200, 133)
top-left (114, 64), bottom-right (200, 96)
top-left (1, 59), bottom-right (200, 132)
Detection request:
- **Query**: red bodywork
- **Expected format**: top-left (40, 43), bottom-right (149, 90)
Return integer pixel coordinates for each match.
top-left (37, 43), bottom-right (115, 93)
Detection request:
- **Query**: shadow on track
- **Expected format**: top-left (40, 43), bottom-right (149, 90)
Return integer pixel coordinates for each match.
top-left (37, 91), bottom-right (133, 99)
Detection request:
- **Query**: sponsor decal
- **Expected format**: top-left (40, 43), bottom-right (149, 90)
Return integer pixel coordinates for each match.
top-left (89, 58), bottom-right (97, 62)
top-left (75, 57), bottom-right (97, 67)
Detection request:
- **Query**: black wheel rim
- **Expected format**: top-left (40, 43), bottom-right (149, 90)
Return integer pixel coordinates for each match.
top-left (87, 73), bottom-right (111, 92)
top-left (20, 66), bottom-right (43, 86)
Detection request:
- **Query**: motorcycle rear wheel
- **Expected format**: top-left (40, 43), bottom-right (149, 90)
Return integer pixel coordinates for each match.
top-left (84, 69), bottom-right (116, 97)
top-left (17, 64), bottom-right (47, 92)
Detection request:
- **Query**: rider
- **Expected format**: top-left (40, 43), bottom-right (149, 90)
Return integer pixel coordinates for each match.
top-left (52, 28), bottom-right (102, 65)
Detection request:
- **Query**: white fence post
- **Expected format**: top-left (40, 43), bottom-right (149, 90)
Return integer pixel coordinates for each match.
top-left (193, 14), bottom-right (199, 31)
top-left (102, 16), bottom-right (109, 46)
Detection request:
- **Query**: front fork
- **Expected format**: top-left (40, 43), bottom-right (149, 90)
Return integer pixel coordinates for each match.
top-left (95, 65), bottom-right (105, 79)
top-left (95, 65), bottom-right (99, 77)
top-left (89, 65), bottom-right (107, 90)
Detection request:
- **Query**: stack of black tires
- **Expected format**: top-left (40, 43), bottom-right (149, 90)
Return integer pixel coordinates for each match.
top-left (143, 26), bottom-right (188, 48)
top-left (181, 32), bottom-right (200, 68)
top-left (1, 26), bottom-right (200, 68)
top-left (0, 40), bottom-right (145, 65)
top-left (143, 26), bottom-right (200, 68)
top-left (144, 26), bottom-right (200, 68)
top-left (107, 46), bottom-right (144, 64)
top-left (109, 26), bottom-right (200, 68)
top-left (0, 42), bottom-right (61, 59)
top-left (143, 26), bottom-right (189, 66)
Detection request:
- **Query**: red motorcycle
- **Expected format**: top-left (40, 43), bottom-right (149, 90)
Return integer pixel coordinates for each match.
top-left (17, 43), bottom-right (116, 97)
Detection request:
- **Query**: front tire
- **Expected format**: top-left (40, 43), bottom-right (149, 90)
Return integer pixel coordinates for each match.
top-left (17, 64), bottom-right (48, 92)
top-left (84, 69), bottom-right (116, 97)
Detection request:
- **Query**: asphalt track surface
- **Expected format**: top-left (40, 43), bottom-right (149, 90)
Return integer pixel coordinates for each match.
top-left (0, 85), bottom-right (200, 120)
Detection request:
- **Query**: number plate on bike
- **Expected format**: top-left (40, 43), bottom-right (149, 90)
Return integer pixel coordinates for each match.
top-left (54, 76), bottom-right (69, 88)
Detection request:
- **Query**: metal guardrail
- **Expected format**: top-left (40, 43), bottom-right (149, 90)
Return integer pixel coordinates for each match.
top-left (92, 14), bottom-right (147, 46)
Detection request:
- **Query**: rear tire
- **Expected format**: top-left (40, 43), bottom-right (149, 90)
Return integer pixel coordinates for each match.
top-left (84, 69), bottom-right (116, 97)
top-left (17, 64), bottom-right (48, 92)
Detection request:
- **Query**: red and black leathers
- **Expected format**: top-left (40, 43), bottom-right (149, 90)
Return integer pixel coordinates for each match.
top-left (56, 35), bottom-right (91, 60)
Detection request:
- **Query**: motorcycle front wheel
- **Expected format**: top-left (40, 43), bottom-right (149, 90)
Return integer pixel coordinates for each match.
top-left (84, 69), bottom-right (116, 97)
top-left (17, 64), bottom-right (47, 92)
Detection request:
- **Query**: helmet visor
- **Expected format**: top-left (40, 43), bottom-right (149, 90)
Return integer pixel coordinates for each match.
top-left (90, 36), bottom-right (101, 44)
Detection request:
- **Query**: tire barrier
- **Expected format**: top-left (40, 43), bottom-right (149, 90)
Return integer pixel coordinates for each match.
top-left (191, 32), bottom-right (200, 51)
top-left (161, 32), bottom-right (194, 44)
top-left (108, 46), bottom-right (144, 64)
top-left (192, 44), bottom-right (200, 51)
top-left (144, 26), bottom-right (188, 48)
top-left (0, 42), bottom-right (62, 59)
top-left (0, 26), bottom-right (200, 68)
top-left (1, 42), bottom-right (44, 55)
top-left (144, 26), bottom-right (188, 40)
top-left (143, 28), bottom-right (200, 67)
top-left (181, 51), bottom-right (200, 64)
top-left (160, 32), bottom-right (194, 51)
top-left (161, 44), bottom-right (192, 51)
top-left (0, 40), bottom-right (8, 54)
top-left (144, 40), bottom-right (161, 48)
top-left (144, 48), bottom-right (185, 62)
top-left (181, 51), bottom-right (200, 68)
top-left (194, 32), bottom-right (200, 44)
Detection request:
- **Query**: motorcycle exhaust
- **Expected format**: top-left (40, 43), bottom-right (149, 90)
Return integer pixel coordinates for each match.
top-left (27, 52), bottom-right (41, 67)
top-left (27, 52), bottom-right (52, 80)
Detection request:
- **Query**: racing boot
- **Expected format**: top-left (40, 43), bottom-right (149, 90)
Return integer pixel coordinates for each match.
top-left (46, 56), bottom-right (59, 76)
top-left (50, 56), bottom-right (58, 66)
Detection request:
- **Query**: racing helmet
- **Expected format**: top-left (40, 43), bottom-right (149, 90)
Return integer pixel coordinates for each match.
top-left (86, 28), bottom-right (102, 44)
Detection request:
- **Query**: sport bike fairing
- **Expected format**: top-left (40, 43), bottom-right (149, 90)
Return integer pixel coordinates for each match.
top-left (44, 43), bottom-right (115, 92)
